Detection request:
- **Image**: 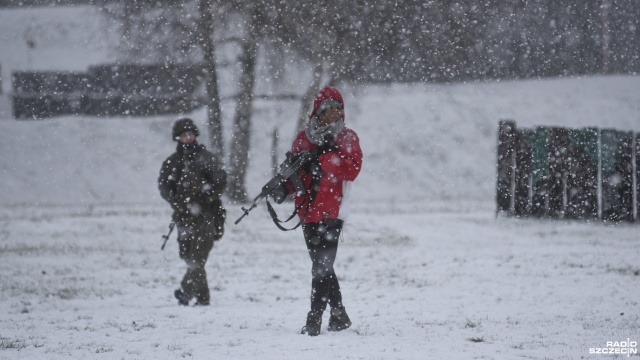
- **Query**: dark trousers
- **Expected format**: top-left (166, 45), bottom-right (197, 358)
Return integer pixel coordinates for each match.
top-left (302, 219), bottom-right (344, 314)
top-left (176, 215), bottom-right (216, 303)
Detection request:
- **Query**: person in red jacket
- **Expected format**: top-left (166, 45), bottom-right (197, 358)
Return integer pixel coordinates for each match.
top-left (284, 86), bottom-right (363, 336)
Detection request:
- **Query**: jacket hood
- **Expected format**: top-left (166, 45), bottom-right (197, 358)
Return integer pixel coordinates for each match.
top-left (309, 86), bottom-right (345, 121)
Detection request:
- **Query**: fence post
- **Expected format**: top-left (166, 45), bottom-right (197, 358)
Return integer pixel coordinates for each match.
top-left (496, 120), bottom-right (517, 216)
top-left (514, 131), bottom-right (533, 216)
top-left (271, 128), bottom-right (279, 178)
top-left (548, 127), bottom-right (570, 219)
top-left (597, 128), bottom-right (602, 221)
top-left (620, 132), bottom-right (634, 221)
top-left (633, 132), bottom-right (638, 221)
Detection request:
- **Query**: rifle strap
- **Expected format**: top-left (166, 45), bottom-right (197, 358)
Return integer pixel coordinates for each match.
top-left (266, 157), bottom-right (322, 231)
top-left (266, 198), bottom-right (306, 231)
top-left (266, 172), bottom-right (320, 231)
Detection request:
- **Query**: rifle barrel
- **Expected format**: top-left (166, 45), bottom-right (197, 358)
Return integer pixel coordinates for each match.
top-left (160, 221), bottom-right (175, 250)
top-left (234, 202), bottom-right (257, 225)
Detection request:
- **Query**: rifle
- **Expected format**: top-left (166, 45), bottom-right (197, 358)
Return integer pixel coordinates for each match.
top-left (160, 221), bottom-right (175, 250)
top-left (234, 148), bottom-right (321, 225)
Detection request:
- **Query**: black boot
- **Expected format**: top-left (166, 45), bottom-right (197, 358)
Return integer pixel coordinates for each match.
top-left (194, 294), bottom-right (210, 306)
top-left (301, 311), bottom-right (322, 336)
top-left (174, 289), bottom-right (190, 306)
top-left (327, 306), bottom-right (351, 332)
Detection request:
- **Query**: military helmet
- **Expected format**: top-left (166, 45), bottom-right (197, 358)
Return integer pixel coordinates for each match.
top-left (172, 118), bottom-right (199, 140)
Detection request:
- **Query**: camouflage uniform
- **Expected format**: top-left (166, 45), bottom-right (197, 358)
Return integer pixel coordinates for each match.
top-left (158, 118), bottom-right (227, 306)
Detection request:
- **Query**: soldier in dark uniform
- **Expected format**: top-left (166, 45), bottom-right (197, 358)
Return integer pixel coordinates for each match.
top-left (158, 118), bottom-right (227, 306)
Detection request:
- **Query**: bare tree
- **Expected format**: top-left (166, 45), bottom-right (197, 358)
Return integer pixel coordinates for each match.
top-left (295, 56), bottom-right (325, 134)
top-left (295, 20), bottom-right (355, 133)
top-left (602, 0), bottom-right (611, 74)
top-left (101, 0), bottom-right (225, 159)
top-left (227, 5), bottom-right (259, 202)
top-left (196, 0), bottom-right (224, 159)
top-left (273, 1), bottom-right (360, 133)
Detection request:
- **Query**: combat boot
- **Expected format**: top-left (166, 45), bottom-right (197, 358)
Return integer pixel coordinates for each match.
top-left (194, 293), bottom-right (210, 306)
top-left (301, 311), bottom-right (322, 336)
top-left (327, 306), bottom-right (351, 332)
top-left (174, 289), bottom-right (190, 306)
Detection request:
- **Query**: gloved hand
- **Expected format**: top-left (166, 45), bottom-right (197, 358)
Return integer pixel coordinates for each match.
top-left (171, 194), bottom-right (204, 217)
top-left (307, 162), bottom-right (322, 177)
top-left (201, 188), bottom-right (218, 207)
top-left (170, 194), bottom-right (189, 214)
top-left (311, 135), bottom-right (340, 157)
top-left (186, 201), bottom-right (203, 217)
top-left (267, 183), bottom-right (288, 204)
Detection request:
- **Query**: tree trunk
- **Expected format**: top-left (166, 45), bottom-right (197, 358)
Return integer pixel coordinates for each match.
top-left (327, 25), bottom-right (352, 88)
top-left (295, 60), bottom-right (324, 134)
top-left (197, 0), bottom-right (224, 160)
top-left (602, 0), bottom-right (611, 74)
top-left (227, 9), bottom-right (258, 202)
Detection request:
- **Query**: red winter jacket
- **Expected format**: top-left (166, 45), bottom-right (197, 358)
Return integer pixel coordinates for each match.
top-left (290, 87), bottom-right (363, 223)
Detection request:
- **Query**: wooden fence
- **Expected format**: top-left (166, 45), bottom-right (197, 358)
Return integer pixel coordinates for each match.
top-left (496, 120), bottom-right (639, 222)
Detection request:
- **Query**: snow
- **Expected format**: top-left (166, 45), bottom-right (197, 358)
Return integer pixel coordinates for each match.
top-left (1, 6), bottom-right (640, 360)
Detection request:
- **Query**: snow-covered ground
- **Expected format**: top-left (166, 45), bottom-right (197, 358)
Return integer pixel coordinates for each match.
top-left (1, 5), bottom-right (640, 360)
top-left (1, 200), bottom-right (638, 360)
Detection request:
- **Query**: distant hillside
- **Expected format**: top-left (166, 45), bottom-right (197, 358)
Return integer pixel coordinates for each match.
top-left (1, 76), bottom-right (639, 209)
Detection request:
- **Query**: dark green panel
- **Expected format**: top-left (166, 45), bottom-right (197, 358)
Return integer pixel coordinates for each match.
top-left (568, 127), bottom-right (599, 166)
top-left (601, 129), bottom-right (632, 174)
top-left (521, 127), bottom-right (548, 185)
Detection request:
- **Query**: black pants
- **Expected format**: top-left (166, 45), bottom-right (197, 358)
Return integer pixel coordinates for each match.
top-left (302, 219), bottom-right (344, 314)
top-left (176, 215), bottom-right (217, 303)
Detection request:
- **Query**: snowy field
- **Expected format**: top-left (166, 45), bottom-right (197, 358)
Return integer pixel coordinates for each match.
top-left (1, 6), bottom-right (640, 360)
top-left (0, 201), bottom-right (638, 360)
